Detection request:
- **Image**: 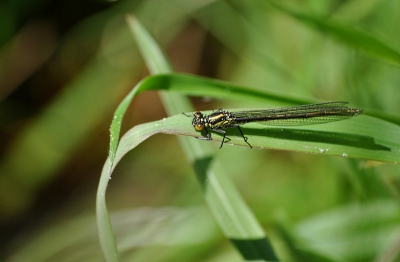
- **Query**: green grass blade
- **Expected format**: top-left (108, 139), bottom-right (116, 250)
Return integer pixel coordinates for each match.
top-left (97, 157), bottom-right (120, 262)
top-left (110, 73), bottom-right (400, 163)
top-left (125, 15), bottom-right (174, 74)
top-left (113, 107), bottom-right (398, 163)
top-left (128, 14), bottom-right (279, 261)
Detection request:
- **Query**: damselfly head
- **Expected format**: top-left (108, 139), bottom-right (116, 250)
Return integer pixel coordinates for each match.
top-left (192, 111), bottom-right (205, 131)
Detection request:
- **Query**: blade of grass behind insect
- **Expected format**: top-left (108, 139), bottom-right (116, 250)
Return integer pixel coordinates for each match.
top-left (127, 14), bottom-right (279, 261)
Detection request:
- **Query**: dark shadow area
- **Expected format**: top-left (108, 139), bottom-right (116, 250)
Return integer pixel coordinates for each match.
top-left (230, 237), bottom-right (279, 261)
top-left (193, 155), bottom-right (214, 187)
top-left (214, 127), bottom-right (391, 151)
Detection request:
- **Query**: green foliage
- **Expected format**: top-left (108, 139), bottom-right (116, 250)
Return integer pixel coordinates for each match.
top-left (3, 1), bottom-right (400, 262)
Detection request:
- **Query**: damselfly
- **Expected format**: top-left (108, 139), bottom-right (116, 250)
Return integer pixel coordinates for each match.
top-left (190, 101), bottom-right (363, 148)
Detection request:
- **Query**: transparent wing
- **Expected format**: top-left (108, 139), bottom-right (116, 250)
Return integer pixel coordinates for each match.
top-left (232, 102), bottom-right (363, 126)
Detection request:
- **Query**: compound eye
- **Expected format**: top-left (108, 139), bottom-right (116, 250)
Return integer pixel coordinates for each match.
top-left (195, 123), bottom-right (205, 131)
top-left (194, 111), bottom-right (202, 118)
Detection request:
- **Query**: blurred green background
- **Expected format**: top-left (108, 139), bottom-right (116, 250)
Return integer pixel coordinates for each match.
top-left (1, 0), bottom-right (400, 261)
